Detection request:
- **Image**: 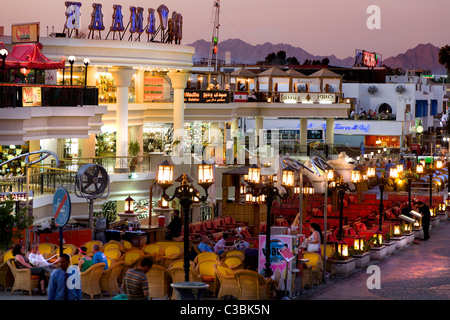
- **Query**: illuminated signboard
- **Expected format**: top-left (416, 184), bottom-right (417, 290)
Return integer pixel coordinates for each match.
top-left (354, 49), bottom-right (382, 68)
top-left (11, 23), bottom-right (40, 44)
top-left (144, 77), bottom-right (164, 101)
top-left (65, 1), bottom-right (183, 43)
top-left (280, 92), bottom-right (336, 104)
top-left (184, 91), bottom-right (231, 103)
top-left (22, 87), bottom-right (42, 107)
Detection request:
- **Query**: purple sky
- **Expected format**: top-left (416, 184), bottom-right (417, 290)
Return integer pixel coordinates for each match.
top-left (1, 0), bottom-right (449, 59)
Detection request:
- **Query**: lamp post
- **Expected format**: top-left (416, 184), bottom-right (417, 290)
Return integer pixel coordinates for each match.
top-left (425, 161), bottom-right (441, 207)
top-left (245, 164), bottom-right (294, 278)
top-left (328, 175), bottom-right (356, 241)
top-left (68, 55), bottom-right (76, 85)
top-left (0, 48), bottom-right (8, 83)
top-left (156, 160), bottom-right (214, 282)
top-left (83, 58), bottom-right (90, 87)
top-left (375, 172), bottom-right (394, 232)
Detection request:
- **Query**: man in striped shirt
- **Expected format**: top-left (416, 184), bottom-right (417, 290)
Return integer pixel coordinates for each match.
top-left (122, 257), bottom-right (153, 300)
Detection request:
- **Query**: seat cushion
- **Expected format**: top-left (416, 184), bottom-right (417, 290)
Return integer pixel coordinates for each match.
top-left (202, 275), bottom-right (215, 282)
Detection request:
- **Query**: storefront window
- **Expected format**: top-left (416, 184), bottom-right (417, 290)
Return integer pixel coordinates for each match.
top-left (0, 143), bottom-right (29, 175)
top-left (143, 124), bottom-right (173, 153)
top-left (95, 130), bottom-right (117, 157)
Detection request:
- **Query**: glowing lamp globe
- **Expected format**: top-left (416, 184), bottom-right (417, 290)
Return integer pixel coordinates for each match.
top-left (198, 163), bottom-right (214, 188)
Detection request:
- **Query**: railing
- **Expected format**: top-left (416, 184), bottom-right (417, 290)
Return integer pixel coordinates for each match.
top-left (0, 84), bottom-right (99, 107)
top-left (54, 155), bottom-right (152, 174)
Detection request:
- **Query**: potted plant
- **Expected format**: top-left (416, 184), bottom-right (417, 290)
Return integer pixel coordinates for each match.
top-left (0, 198), bottom-right (34, 251)
top-left (128, 140), bottom-right (140, 172)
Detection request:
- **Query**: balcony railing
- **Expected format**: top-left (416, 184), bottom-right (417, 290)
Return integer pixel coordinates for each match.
top-left (0, 84), bottom-right (99, 108)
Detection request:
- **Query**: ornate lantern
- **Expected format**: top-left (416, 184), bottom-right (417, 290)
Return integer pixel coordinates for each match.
top-left (294, 184), bottom-right (301, 195)
top-left (373, 230), bottom-right (383, 245)
top-left (302, 184), bottom-right (315, 195)
top-left (416, 164), bottom-right (424, 174)
top-left (157, 160), bottom-right (174, 189)
top-left (198, 162), bottom-right (214, 189)
top-left (435, 160), bottom-right (443, 170)
top-left (124, 195), bottom-right (134, 214)
top-left (389, 168), bottom-right (398, 179)
top-left (393, 224), bottom-right (401, 236)
top-left (338, 240), bottom-right (349, 257)
top-left (245, 192), bottom-right (253, 203)
top-left (403, 222), bottom-right (412, 233)
top-left (438, 202), bottom-right (446, 212)
top-left (281, 168), bottom-right (295, 187)
top-left (325, 169), bottom-right (334, 181)
top-left (366, 166), bottom-right (376, 178)
top-left (396, 163), bottom-right (404, 173)
top-left (258, 194), bottom-right (266, 203)
top-left (161, 198), bottom-right (169, 208)
top-left (248, 165), bottom-right (261, 184)
top-left (240, 183), bottom-right (247, 195)
top-left (354, 235), bottom-right (364, 251)
top-left (351, 170), bottom-right (361, 183)
top-left (430, 207), bottom-right (436, 217)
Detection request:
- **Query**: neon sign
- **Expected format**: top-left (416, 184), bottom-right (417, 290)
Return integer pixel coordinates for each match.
top-left (354, 49), bottom-right (382, 68)
top-left (64, 1), bottom-right (183, 44)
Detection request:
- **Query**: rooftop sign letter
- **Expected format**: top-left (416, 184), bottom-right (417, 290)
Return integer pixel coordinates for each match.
top-left (64, 1), bottom-right (82, 29)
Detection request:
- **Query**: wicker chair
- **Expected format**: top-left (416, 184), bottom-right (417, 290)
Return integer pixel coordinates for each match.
top-left (221, 249), bottom-right (245, 259)
top-left (155, 245), bottom-right (183, 269)
top-left (104, 248), bottom-right (122, 261)
top-left (62, 244), bottom-right (78, 256)
top-left (302, 251), bottom-right (324, 288)
top-left (6, 260), bottom-right (39, 295)
top-left (142, 244), bottom-right (162, 259)
top-left (169, 267), bottom-right (202, 300)
top-left (102, 240), bottom-right (123, 252)
top-left (146, 264), bottom-right (172, 300)
top-left (321, 245), bottom-right (336, 278)
top-left (194, 260), bottom-right (220, 296)
top-left (38, 243), bottom-right (57, 259)
top-left (100, 261), bottom-right (125, 296)
top-left (70, 254), bottom-right (80, 266)
top-left (120, 240), bottom-right (135, 252)
top-left (234, 269), bottom-right (273, 300)
top-left (82, 240), bottom-right (103, 255)
top-left (0, 251), bottom-right (14, 291)
top-left (220, 255), bottom-right (244, 271)
top-left (214, 264), bottom-right (239, 299)
top-left (80, 262), bottom-right (105, 299)
top-left (167, 259), bottom-right (195, 270)
top-left (193, 251), bottom-right (219, 265)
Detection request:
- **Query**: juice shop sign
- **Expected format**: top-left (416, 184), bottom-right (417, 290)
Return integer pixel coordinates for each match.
top-left (63, 1), bottom-right (182, 41)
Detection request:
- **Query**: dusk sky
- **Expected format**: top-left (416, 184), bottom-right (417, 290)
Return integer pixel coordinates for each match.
top-left (1, 0), bottom-right (449, 59)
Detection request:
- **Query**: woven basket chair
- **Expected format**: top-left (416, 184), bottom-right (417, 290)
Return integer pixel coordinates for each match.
top-left (80, 263), bottom-right (105, 299)
top-left (169, 267), bottom-right (202, 300)
top-left (100, 261), bottom-right (125, 296)
top-left (214, 264), bottom-right (239, 299)
top-left (146, 264), bottom-right (172, 300)
top-left (7, 260), bottom-right (39, 296)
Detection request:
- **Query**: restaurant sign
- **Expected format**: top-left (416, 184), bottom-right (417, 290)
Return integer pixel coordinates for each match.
top-left (11, 22), bottom-right (40, 44)
top-left (144, 77), bottom-right (164, 101)
top-left (184, 91), bottom-right (230, 103)
top-left (22, 87), bottom-right (42, 107)
top-left (280, 92), bottom-right (335, 104)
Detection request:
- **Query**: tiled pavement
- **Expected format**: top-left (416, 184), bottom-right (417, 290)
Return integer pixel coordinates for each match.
top-left (1, 219), bottom-right (449, 302)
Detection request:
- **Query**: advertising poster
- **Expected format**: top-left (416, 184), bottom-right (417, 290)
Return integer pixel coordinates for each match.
top-left (11, 22), bottom-right (40, 43)
top-left (22, 87), bottom-right (42, 107)
top-left (143, 77), bottom-right (164, 101)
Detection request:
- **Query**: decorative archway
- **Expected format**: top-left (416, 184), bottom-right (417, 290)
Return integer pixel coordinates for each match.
top-left (378, 103), bottom-right (392, 115)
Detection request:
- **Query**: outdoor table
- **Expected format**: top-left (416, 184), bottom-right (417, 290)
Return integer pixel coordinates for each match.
top-left (171, 281), bottom-right (209, 300)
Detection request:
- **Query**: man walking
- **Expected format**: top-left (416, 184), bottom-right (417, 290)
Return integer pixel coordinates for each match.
top-left (48, 253), bottom-right (82, 300)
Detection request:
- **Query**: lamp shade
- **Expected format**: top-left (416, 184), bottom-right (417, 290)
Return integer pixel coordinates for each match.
top-left (248, 165), bottom-right (261, 184)
top-left (366, 166), bottom-right (375, 178)
top-left (351, 170), bottom-right (361, 183)
top-left (124, 195), bottom-right (134, 213)
top-left (281, 169), bottom-right (295, 187)
top-left (157, 160), bottom-right (174, 188)
top-left (198, 163), bottom-right (214, 187)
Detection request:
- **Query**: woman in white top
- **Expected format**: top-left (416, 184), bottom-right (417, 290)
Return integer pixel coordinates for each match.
top-left (307, 223), bottom-right (323, 254)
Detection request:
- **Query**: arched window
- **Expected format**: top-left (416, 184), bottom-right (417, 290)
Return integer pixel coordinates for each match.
top-left (378, 103), bottom-right (392, 114)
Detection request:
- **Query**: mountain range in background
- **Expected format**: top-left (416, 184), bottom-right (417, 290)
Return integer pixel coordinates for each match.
top-left (188, 39), bottom-right (446, 74)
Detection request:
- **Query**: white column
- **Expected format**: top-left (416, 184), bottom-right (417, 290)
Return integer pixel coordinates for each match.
top-left (167, 72), bottom-right (191, 142)
top-left (110, 67), bottom-right (136, 172)
top-left (300, 118), bottom-right (308, 153)
top-left (326, 118), bottom-right (335, 146)
top-left (135, 69), bottom-right (144, 104)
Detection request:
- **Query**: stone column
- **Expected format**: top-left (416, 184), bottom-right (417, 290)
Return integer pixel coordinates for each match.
top-left (110, 67), bottom-right (136, 173)
top-left (300, 118), bottom-right (308, 154)
top-left (167, 71), bottom-right (191, 142)
top-left (77, 134), bottom-right (96, 159)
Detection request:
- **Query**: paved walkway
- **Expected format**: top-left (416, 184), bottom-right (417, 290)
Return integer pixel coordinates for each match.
top-left (296, 218), bottom-right (450, 300)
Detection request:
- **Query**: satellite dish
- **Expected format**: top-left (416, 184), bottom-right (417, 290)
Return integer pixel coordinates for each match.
top-left (75, 163), bottom-right (110, 199)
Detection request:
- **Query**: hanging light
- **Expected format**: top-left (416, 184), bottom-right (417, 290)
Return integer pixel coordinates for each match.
top-left (157, 160), bottom-right (174, 189)
top-left (240, 183), bottom-right (247, 195)
top-left (124, 196), bottom-right (134, 214)
top-left (281, 168), bottom-right (295, 187)
top-left (354, 235), bottom-right (364, 251)
top-left (302, 183), bottom-right (315, 195)
top-left (248, 165), bottom-right (261, 184)
top-left (338, 240), bottom-right (349, 257)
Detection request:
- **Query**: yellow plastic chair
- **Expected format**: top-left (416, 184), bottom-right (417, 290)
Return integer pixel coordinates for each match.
top-left (214, 264), bottom-right (239, 299)
top-left (194, 251), bottom-right (219, 265)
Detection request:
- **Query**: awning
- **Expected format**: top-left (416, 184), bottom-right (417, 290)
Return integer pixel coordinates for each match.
top-left (3, 42), bottom-right (65, 70)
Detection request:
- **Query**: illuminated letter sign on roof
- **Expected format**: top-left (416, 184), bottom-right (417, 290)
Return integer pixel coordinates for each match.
top-left (89, 3), bottom-right (105, 31)
top-left (146, 8), bottom-right (156, 34)
top-left (65, 1), bottom-right (82, 29)
top-left (130, 6), bottom-right (145, 34)
top-left (157, 5), bottom-right (170, 30)
top-left (111, 5), bottom-right (125, 31)
top-left (176, 13), bottom-right (183, 41)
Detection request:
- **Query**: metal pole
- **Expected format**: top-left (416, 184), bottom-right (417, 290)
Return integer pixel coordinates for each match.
top-left (338, 189), bottom-right (344, 241)
top-left (322, 178), bottom-right (328, 282)
top-left (379, 184), bottom-right (384, 232)
top-left (299, 170), bottom-right (303, 234)
top-left (263, 191), bottom-right (274, 278)
top-left (25, 165), bottom-right (31, 251)
top-left (89, 199), bottom-right (94, 240)
top-left (430, 173), bottom-right (433, 207)
top-left (181, 198), bottom-right (191, 282)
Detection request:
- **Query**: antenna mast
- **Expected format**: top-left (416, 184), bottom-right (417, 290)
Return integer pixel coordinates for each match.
top-left (208, 0), bottom-right (220, 72)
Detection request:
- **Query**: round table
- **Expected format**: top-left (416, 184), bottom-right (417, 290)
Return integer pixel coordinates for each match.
top-left (170, 281), bottom-right (209, 300)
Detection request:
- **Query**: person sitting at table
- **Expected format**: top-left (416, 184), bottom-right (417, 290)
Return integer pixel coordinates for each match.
top-left (214, 233), bottom-right (233, 256)
top-left (166, 209), bottom-right (182, 240)
top-left (78, 246), bottom-right (94, 272)
top-left (12, 243), bottom-right (48, 295)
top-left (28, 243), bottom-right (57, 274)
top-left (92, 244), bottom-right (109, 270)
top-left (198, 235), bottom-right (213, 253)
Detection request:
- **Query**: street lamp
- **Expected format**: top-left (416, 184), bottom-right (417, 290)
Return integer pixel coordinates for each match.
top-left (68, 55), bottom-right (76, 85)
top-left (83, 58), bottom-right (90, 87)
top-left (327, 175), bottom-right (356, 241)
top-left (375, 172), bottom-right (394, 232)
top-left (0, 48), bottom-right (8, 83)
top-left (156, 160), bottom-right (214, 282)
top-left (245, 165), bottom-right (294, 278)
top-left (425, 161), bottom-right (442, 207)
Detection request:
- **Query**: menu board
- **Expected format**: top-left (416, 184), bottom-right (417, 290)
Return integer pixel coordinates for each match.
top-left (143, 77), bottom-right (164, 101)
